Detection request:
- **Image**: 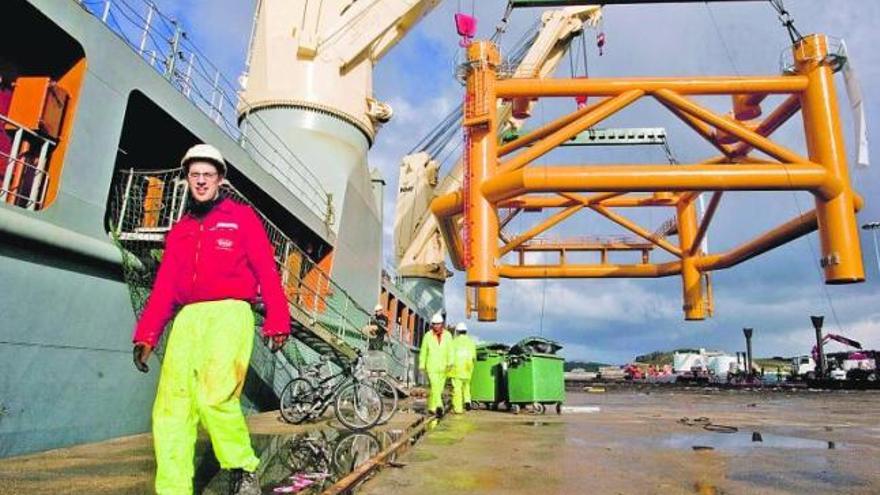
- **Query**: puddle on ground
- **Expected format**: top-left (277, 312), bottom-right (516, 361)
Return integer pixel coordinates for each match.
top-left (732, 467), bottom-right (867, 491)
top-left (647, 432), bottom-right (843, 452)
top-left (518, 421), bottom-right (563, 427)
top-left (196, 427), bottom-right (404, 494)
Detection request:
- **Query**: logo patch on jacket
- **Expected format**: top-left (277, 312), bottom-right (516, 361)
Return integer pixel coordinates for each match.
top-left (212, 222), bottom-right (239, 231)
top-left (216, 238), bottom-right (234, 250)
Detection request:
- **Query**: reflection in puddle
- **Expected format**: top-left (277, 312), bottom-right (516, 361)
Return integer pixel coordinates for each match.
top-left (648, 432), bottom-right (843, 452)
top-left (222, 428), bottom-right (404, 494)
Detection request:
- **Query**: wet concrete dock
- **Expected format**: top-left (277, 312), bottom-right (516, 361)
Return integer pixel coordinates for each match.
top-left (361, 388), bottom-right (880, 495)
top-left (2, 389), bottom-right (879, 494)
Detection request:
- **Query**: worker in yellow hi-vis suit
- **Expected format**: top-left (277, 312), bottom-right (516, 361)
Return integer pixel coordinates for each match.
top-left (450, 322), bottom-right (477, 414)
top-left (419, 313), bottom-right (453, 417)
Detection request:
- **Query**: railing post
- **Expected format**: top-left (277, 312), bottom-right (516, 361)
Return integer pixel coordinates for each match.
top-left (183, 52), bottom-right (195, 97)
top-left (116, 169), bottom-right (135, 235)
top-left (1, 128), bottom-right (23, 202)
top-left (138, 2), bottom-right (154, 56)
top-left (165, 22), bottom-right (181, 80)
top-left (210, 71), bottom-right (221, 122)
top-left (26, 140), bottom-right (51, 210)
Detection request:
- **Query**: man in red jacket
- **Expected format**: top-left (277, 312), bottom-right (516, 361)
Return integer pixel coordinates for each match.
top-left (132, 143), bottom-right (291, 495)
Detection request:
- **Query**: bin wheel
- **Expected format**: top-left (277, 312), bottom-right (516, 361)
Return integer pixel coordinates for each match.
top-left (533, 402), bottom-right (545, 414)
top-left (556, 403), bottom-right (562, 415)
top-left (488, 402), bottom-right (496, 411)
top-left (511, 404), bottom-right (520, 415)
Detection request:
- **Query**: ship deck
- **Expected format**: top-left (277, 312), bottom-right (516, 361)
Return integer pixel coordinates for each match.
top-left (2, 388), bottom-right (879, 494)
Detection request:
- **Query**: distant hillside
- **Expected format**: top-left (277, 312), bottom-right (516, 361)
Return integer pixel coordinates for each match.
top-left (634, 350), bottom-right (792, 371)
top-left (565, 361), bottom-right (609, 372)
top-left (633, 351), bottom-right (676, 365)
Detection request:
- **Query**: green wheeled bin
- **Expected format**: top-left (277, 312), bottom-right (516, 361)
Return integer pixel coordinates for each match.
top-left (506, 337), bottom-right (565, 415)
top-left (471, 343), bottom-right (509, 410)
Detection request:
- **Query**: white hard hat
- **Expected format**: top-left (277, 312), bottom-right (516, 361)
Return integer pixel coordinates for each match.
top-left (455, 322), bottom-right (468, 332)
top-left (430, 313), bottom-right (444, 324)
top-left (181, 143), bottom-right (227, 175)
top-left (374, 304), bottom-right (383, 312)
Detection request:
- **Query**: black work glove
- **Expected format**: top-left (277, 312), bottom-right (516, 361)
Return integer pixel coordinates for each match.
top-left (133, 343), bottom-right (152, 373)
top-left (263, 334), bottom-right (288, 353)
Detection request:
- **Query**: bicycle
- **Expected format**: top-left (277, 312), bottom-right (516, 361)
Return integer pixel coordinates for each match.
top-left (279, 352), bottom-right (384, 431)
top-left (367, 373), bottom-right (399, 426)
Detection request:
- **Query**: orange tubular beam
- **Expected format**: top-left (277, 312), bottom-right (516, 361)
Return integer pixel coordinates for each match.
top-left (499, 192), bottom-right (625, 256)
top-left (495, 76), bottom-right (808, 98)
top-left (431, 190), bottom-right (463, 218)
top-left (498, 98), bottom-right (609, 157)
top-left (729, 94), bottom-right (801, 157)
top-left (697, 210), bottom-right (818, 272)
top-left (463, 41), bottom-right (501, 289)
top-left (796, 35), bottom-right (864, 283)
top-left (482, 164), bottom-right (836, 203)
top-left (697, 194), bottom-right (863, 272)
top-left (475, 286), bottom-right (498, 322)
top-left (657, 100), bottom-right (734, 158)
top-left (677, 197), bottom-right (706, 320)
top-left (653, 89), bottom-right (813, 165)
top-left (500, 194), bottom-right (677, 209)
top-left (499, 204), bottom-right (585, 256)
top-left (499, 262), bottom-right (681, 279)
top-left (497, 90), bottom-right (644, 175)
top-left (584, 202), bottom-right (682, 257)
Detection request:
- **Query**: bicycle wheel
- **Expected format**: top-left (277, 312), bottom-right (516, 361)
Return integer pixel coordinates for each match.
top-left (332, 432), bottom-right (380, 473)
top-left (280, 378), bottom-right (318, 424)
top-left (370, 377), bottom-right (399, 425)
top-left (334, 381), bottom-right (383, 431)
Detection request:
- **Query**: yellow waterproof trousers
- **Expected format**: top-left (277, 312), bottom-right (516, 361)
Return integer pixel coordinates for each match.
top-left (152, 300), bottom-right (260, 495)
top-left (451, 377), bottom-right (472, 413)
top-left (426, 372), bottom-right (447, 413)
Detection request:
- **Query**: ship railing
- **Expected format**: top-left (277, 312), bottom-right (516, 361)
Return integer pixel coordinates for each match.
top-left (0, 113), bottom-right (56, 211)
top-left (108, 167), bottom-right (410, 376)
top-left (75, 0), bottom-right (333, 224)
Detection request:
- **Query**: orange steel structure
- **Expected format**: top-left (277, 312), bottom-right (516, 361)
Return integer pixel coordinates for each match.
top-left (432, 34), bottom-right (865, 322)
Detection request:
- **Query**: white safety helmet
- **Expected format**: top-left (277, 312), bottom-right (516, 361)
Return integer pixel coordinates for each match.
top-left (181, 143), bottom-right (227, 176)
top-left (374, 304), bottom-right (383, 312)
top-left (430, 312), bottom-right (444, 324)
top-left (455, 322), bottom-right (468, 333)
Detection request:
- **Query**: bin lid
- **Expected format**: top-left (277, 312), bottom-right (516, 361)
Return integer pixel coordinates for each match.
top-left (476, 342), bottom-right (510, 355)
top-left (509, 336), bottom-right (562, 356)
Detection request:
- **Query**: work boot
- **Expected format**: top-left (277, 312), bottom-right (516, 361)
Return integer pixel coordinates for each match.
top-left (465, 402), bottom-right (472, 411)
top-left (435, 406), bottom-right (443, 418)
top-left (230, 468), bottom-right (261, 495)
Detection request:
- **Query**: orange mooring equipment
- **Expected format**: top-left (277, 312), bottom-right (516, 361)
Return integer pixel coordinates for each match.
top-left (432, 34), bottom-right (865, 322)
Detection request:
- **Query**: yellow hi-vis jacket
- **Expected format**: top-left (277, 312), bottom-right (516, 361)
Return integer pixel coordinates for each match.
top-left (450, 334), bottom-right (477, 379)
top-left (419, 330), bottom-right (454, 374)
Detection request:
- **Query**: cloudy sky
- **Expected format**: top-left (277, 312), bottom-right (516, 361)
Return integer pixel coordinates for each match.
top-left (153, 0), bottom-right (879, 363)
